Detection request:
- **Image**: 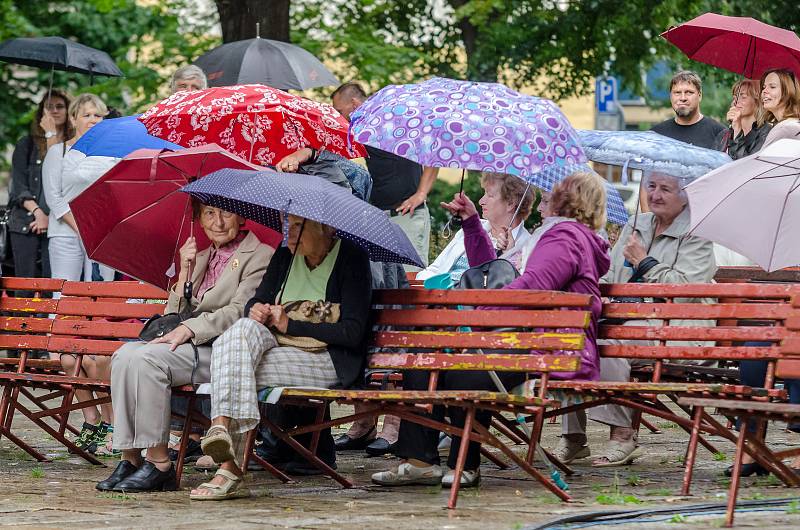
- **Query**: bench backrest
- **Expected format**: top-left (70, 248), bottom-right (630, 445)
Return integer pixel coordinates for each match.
top-left (368, 288), bottom-right (592, 379)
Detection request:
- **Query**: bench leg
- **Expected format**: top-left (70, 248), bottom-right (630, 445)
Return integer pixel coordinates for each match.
top-left (491, 413), bottom-right (528, 445)
top-left (173, 393), bottom-right (197, 488)
top-left (18, 386), bottom-right (79, 436)
top-left (681, 405), bottom-right (704, 496)
top-left (525, 408), bottom-right (545, 465)
top-left (261, 414), bottom-right (353, 488)
top-left (726, 420), bottom-right (748, 527)
top-left (240, 428), bottom-right (293, 483)
top-left (639, 416), bottom-right (662, 434)
top-left (14, 399), bottom-right (102, 465)
top-left (447, 407), bottom-right (475, 510)
top-left (0, 383), bottom-right (13, 439)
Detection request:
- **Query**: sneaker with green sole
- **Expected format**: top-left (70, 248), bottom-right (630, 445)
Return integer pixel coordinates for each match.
top-left (70, 422), bottom-right (100, 454)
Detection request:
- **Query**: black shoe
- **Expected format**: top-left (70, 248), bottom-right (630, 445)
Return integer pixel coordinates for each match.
top-left (168, 438), bottom-right (203, 463)
top-left (724, 462), bottom-right (769, 477)
top-left (247, 445), bottom-right (292, 472)
top-left (96, 460), bottom-right (139, 491)
top-left (334, 426), bottom-right (376, 451)
top-left (365, 437), bottom-right (397, 457)
top-left (283, 459), bottom-right (337, 476)
top-left (113, 461), bottom-right (177, 492)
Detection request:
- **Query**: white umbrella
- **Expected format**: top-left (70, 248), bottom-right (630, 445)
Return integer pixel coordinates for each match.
top-left (686, 138), bottom-right (800, 272)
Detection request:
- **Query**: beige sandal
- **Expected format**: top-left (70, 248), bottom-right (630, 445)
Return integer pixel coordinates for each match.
top-left (189, 468), bottom-right (249, 501)
top-left (592, 439), bottom-right (644, 467)
top-left (201, 425), bottom-right (235, 464)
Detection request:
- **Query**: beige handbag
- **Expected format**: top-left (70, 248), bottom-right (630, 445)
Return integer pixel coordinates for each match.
top-left (275, 300), bottom-right (341, 352)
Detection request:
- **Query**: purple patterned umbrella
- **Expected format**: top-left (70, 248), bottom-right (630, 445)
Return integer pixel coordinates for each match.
top-left (349, 77), bottom-right (587, 182)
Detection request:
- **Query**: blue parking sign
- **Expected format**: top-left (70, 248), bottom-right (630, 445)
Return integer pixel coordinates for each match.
top-left (596, 77), bottom-right (618, 113)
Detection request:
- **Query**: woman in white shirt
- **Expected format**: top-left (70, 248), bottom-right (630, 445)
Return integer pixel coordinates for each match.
top-left (418, 172), bottom-right (535, 282)
top-left (42, 93), bottom-right (117, 454)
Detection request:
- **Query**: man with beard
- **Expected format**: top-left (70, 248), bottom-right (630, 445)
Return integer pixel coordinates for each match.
top-left (651, 70), bottom-right (725, 149)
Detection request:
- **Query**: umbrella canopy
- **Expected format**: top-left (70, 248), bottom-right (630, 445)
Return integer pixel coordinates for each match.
top-left (72, 115), bottom-right (181, 158)
top-left (349, 77), bottom-right (586, 181)
top-left (686, 139), bottom-right (800, 272)
top-left (69, 144), bottom-right (281, 289)
top-left (194, 37), bottom-right (339, 90)
top-left (139, 84), bottom-right (366, 165)
top-left (182, 168), bottom-right (424, 267)
top-left (0, 36), bottom-right (122, 76)
top-left (662, 13), bottom-right (800, 78)
top-left (578, 129), bottom-right (732, 183)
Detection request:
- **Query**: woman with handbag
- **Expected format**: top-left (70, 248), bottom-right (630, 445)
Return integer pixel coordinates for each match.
top-left (96, 203), bottom-right (272, 493)
top-left (187, 214), bottom-right (372, 500)
top-left (7, 90), bottom-right (73, 292)
top-left (371, 171), bottom-right (610, 488)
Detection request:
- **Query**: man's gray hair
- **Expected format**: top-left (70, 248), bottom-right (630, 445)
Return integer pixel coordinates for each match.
top-left (170, 65), bottom-right (208, 92)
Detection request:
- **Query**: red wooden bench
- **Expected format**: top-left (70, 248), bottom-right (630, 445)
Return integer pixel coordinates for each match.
top-left (248, 287), bottom-right (593, 509)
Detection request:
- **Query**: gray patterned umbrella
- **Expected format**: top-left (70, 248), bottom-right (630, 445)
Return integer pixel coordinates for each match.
top-left (181, 168), bottom-right (423, 267)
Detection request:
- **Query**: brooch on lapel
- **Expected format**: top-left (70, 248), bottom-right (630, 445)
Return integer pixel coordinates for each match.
top-left (231, 258), bottom-right (240, 271)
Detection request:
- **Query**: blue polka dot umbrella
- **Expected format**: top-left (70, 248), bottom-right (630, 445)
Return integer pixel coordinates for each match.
top-left (181, 168), bottom-right (424, 267)
top-left (349, 77), bottom-right (587, 184)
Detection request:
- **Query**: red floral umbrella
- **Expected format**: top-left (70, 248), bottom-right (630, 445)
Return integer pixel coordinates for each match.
top-left (662, 13), bottom-right (800, 78)
top-left (138, 84), bottom-right (366, 165)
top-left (69, 144), bottom-right (282, 290)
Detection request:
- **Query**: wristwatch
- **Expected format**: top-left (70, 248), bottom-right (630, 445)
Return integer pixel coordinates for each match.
top-left (44, 131), bottom-right (56, 139)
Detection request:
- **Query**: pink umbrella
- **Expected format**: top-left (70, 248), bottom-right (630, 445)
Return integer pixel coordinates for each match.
top-left (70, 144), bottom-right (281, 290)
top-left (662, 13), bottom-right (800, 79)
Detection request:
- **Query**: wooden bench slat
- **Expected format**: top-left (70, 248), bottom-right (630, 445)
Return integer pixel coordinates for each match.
top-left (373, 308), bottom-right (590, 328)
top-left (0, 297), bottom-right (59, 313)
top-left (0, 316), bottom-right (54, 333)
top-left (56, 299), bottom-right (165, 319)
top-left (600, 344), bottom-right (783, 360)
top-left (600, 283), bottom-right (799, 299)
top-left (0, 358), bottom-right (62, 370)
top-left (51, 319), bottom-right (145, 339)
top-left (0, 335), bottom-right (50, 350)
top-left (61, 281), bottom-right (168, 299)
top-left (276, 388), bottom-right (554, 407)
top-left (546, 380), bottom-right (770, 396)
top-left (372, 330), bottom-right (585, 350)
top-left (0, 372), bottom-right (108, 388)
top-left (46, 337), bottom-right (125, 355)
top-left (0, 278), bottom-right (65, 292)
top-left (776, 359), bottom-right (800, 379)
top-left (602, 302), bottom-right (792, 320)
top-left (368, 352), bottom-right (580, 372)
top-left (600, 324), bottom-right (788, 342)
top-left (374, 288), bottom-right (591, 307)
top-left (679, 397), bottom-right (800, 415)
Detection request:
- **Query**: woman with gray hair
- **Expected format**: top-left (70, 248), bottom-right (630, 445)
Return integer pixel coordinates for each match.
top-left (170, 64), bottom-right (208, 93)
top-left (554, 171), bottom-right (716, 467)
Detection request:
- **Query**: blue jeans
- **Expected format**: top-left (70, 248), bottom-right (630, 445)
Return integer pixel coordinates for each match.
top-left (739, 347), bottom-right (800, 433)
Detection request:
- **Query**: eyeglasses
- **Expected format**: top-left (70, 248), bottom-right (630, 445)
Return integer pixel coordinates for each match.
top-left (45, 104), bottom-right (66, 111)
top-left (201, 209), bottom-right (236, 220)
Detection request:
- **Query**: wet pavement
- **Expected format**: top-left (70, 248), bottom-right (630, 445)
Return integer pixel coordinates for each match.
top-left (1, 396), bottom-right (799, 529)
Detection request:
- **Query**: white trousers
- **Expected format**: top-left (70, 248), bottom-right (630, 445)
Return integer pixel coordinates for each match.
top-left (48, 235), bottom-right (114, 284)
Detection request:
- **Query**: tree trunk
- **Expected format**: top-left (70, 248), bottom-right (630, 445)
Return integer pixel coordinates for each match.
top-left (215, 0), bottom-right (291, 43)
top-left (448, 0), bottom-right (500, 82)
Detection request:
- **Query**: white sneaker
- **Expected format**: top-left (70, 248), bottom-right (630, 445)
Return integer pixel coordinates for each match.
top-left (441, 468), bottom-right (480, 488)
top-left (371, 462), bottom-right (443, 486)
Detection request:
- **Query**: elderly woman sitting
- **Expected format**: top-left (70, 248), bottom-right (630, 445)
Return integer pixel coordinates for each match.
top-left (555, 171), bottom-right (716, 468)
top-left (96, 203), bottom-right (272, 493)
top-left (417, 172), bottom-right (535, 283)
top-left (372, 171), bottom-right (611, 488)
top-left (189, 214), bottom-right (372, 500)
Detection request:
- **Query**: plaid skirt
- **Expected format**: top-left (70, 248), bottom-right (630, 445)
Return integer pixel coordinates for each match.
top-left (210, 317), bottom-right (339, 434)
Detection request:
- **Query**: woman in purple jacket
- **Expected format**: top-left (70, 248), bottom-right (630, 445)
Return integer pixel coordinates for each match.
top-left (371, 171), bottom-right (610, 489)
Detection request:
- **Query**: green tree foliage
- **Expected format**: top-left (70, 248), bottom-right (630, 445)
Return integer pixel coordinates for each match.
top-left (0, 0), bottom-right (219, 166)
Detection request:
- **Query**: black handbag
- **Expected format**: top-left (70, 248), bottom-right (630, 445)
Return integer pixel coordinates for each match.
top-left (456, 258), bottom-right (520, 290)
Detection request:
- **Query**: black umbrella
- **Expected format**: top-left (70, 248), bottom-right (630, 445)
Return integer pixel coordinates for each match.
top-left (0, 36), bottom-right (123, 77)
top-left (194, 25), bottom-right (338, 90)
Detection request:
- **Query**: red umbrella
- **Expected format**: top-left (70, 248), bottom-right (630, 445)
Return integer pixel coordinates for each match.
top-left (138, 84), bottom-right (366, 165)
top-left (662, 13), bottom-right (800, 78)
top-left (69, 144), bottom-right (282, 290)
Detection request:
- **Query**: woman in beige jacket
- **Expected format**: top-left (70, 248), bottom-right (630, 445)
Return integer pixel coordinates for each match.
top-left (96, 203), bottom-right (273, 493)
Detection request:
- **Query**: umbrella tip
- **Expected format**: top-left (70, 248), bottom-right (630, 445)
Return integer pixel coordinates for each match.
top-left (256, 22), bottom-right (260, 39)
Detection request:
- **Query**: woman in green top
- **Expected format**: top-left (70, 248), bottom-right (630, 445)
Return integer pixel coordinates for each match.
top-left (190, 214), bottom-right (373, 501)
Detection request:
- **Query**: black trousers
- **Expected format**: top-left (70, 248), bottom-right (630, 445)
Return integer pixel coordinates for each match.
top-left (259, 403), bottom-right (336, 464)
top-left (10, 232), bottom-right (50, 296)
top-left (395, 370), bottom-right (526, 470)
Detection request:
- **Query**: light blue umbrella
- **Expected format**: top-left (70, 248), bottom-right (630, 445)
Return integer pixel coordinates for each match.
top-left (72, 115), bottom-right (182, 158)
top-left (577, 129), bottom-right (732, 185)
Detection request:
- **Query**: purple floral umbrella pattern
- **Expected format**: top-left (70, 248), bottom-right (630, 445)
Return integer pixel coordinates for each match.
top-left (349, 77), bottom-right (587, 181)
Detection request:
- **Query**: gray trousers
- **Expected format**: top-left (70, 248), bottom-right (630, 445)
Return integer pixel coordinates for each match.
top-left (388, 203), bottom-right (430, 271)
top-left (111, 341), bottom-right (212, 450)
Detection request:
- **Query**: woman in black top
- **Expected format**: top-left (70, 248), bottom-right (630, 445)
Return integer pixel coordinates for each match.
top-left (7, 90), bottom-right (73, 289)
top-left (714, 79), bottom-right (771, 159)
